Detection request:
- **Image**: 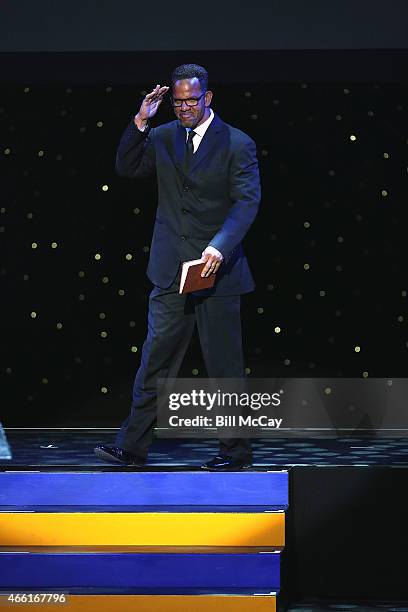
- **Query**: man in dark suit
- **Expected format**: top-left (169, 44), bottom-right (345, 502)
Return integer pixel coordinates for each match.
top-left (95, 64), bottom-right (261, 470)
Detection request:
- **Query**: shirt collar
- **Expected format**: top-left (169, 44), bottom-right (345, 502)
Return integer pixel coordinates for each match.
top-left (186, 108), bottom-right (214, 138)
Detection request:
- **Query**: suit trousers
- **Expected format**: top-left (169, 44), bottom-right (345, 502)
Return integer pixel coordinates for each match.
top-left (115, 269), bottom-right (252, 462)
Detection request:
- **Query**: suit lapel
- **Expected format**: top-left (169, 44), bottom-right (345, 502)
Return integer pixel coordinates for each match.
top-left (172, 112), bottom-right (226, 176)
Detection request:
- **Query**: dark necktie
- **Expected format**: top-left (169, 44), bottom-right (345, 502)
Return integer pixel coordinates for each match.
top-left (183, 129), bottom-right (196, 171)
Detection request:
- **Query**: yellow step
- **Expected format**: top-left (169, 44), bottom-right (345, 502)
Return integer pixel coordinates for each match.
top-left (0, 512), bottom-right (284, 546)
top-left (0, 594), bottom-right (277, 611)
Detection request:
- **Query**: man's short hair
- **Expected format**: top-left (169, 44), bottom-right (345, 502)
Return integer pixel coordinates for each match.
top-left (171, 64), bottom-right (208, 92)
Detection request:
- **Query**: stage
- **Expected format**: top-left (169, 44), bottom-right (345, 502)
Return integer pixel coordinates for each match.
top-left (1, 428), bottom-right (407, 610)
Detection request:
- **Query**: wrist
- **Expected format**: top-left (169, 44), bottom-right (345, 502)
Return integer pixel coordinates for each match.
top-left (134, 114), bottom-right (148, 131)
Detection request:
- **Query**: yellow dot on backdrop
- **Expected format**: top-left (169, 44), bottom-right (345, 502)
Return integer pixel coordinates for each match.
top-left (397, 315), bottom-right (404, 322)
top-left (131, 346), bottom-right (138, 353)
top-left (245, 367), bottom-right (251, 374)
top-left (30, 312), bottom-right (37, 318)
top-left (363, 371), bottom-right (369, 378)
top-left (32, 242), bottom-right (38, 249)
top-left (350, 135), bottom-right (357, 141)
top-left (319, 290), bottom-right (326, 296)
top-left (192, 369), bottom-right (199, 375)
top-left (78, 271), bottom-right (85, 277)
top-left (95, 253), bottom-right (101, 260)
top-left (51, 242), bottom-right (58, 248)
top-left (324, 387), bottom-right (331, 394)
top-left (125, 254), bottom-right (132, 260)
top-left (257, 307), bottom-right (264, 314)
top-left (102, 185), bottom-right (109, 191)
top-left (304, 263), bottom-right (310, 270)
top-left (381, 190), bottom-right (388, 196)
top-left (38, 151), bottom-right (44, 157)
top-left (354, 346), bottom-right (361, 352)
top-left (101, 331), bottom-right (107, 338)
top-left (274, 326), bottom-right (281, 333)
top-left (99, 313), bottom-right (106, 319)
top-left (4, 148), bottom-right (11, 155)
top-left (304, 221), bottom-right (310, 228)
top-left (97, 121), bottom-right (103, 127)
top-left (118, 289), bottom-right (125, 296)
top-left (101, 387), bottom-right (108, 393)
top-left (284, 359), bottom-right (290, 365)
top-left (102, 276), bottom-right (109, 283)
top-left (384, 153), bottom-right (389, 158)
top-left (56, 323), bottom-right (63, 329)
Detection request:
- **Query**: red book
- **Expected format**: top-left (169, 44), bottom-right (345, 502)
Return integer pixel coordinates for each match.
top-left (179, 258), bottom-right (216, 294)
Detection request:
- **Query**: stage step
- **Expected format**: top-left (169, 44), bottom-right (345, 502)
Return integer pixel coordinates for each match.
top-left (0, 546), bottom-right (281, 589)
top-left (0, 470), bottom-right (288, 507)
top-left (0, 510), bottom-right (285, 546)
top-left (0, 591), bottom-right (278, 611)
top-left (0, 470), bottom-right (288, 609)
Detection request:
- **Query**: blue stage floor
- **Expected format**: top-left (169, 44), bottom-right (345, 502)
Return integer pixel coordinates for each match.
top-left (1, 428), bottom-right (408, 467)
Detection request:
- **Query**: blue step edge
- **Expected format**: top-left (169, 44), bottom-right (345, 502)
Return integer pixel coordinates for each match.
top-left (0, 471), bottom-right (288, 507)
top-left (0, 546), bottom-right (283, 553)
top-left (0, 551), bottom-right (281, 589)
top-left (0, 505), bottom-right (287, 513)
top-left (0, 588), bottom-right (280, 596)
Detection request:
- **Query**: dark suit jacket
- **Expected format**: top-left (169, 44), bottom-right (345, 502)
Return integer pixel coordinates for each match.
top-left (115, 111), bottom-right (261, 295)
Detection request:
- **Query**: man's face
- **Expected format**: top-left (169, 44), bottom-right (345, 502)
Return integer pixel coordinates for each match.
top-left (172, 77), bottom-right (213, 129)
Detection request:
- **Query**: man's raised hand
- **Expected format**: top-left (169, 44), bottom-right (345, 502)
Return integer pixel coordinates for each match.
top-left (136, 84), bottom-right (170, 125)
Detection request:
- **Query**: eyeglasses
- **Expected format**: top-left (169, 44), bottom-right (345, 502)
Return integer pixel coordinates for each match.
top-left (170, 92), bottom-right (206, 107)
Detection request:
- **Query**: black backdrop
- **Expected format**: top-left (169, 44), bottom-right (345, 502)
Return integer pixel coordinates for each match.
top-left (1, 2), bottom-right (408, 426)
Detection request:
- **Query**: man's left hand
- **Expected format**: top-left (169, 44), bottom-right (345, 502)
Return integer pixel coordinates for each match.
top-left (201, 246), bottom-right (223, 277)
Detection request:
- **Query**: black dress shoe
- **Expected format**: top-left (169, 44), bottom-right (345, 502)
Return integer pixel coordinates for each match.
top-left (94, 445), bottom-right (146, 466)
top-left (200, 455), bottom-right (252, 471)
